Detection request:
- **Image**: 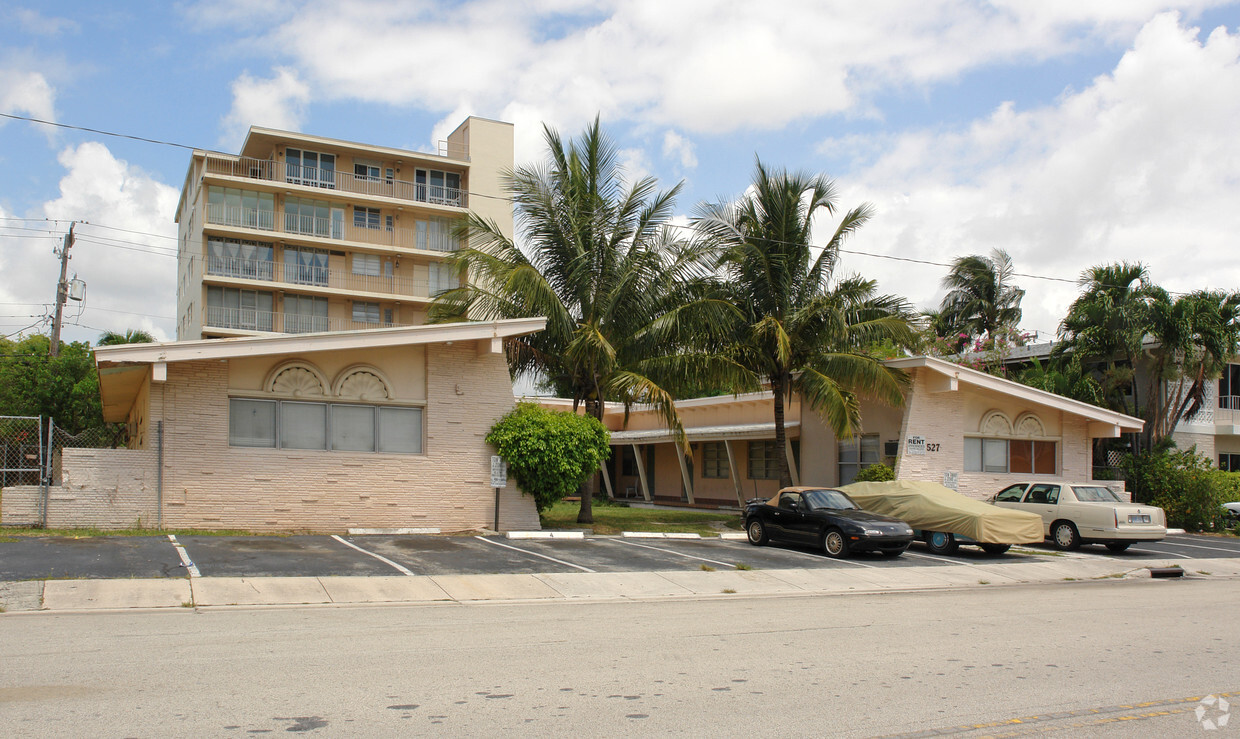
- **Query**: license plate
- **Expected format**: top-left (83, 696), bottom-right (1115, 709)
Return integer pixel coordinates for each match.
top-left (1128, 514), bottom-right (1151, 524)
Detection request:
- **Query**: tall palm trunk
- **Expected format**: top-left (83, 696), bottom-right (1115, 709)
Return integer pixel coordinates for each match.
top-left (771, 373), bottom-right (792, 489)
top-left (578, 396), bottom-right (601, 524)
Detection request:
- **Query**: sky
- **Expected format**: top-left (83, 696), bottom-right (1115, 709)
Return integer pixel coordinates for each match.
top-left (2, 1), bottom-right (1239, 346)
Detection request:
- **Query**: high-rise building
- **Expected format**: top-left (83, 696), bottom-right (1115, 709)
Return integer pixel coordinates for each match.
top-left (174, 117), bottom-right (513, 339)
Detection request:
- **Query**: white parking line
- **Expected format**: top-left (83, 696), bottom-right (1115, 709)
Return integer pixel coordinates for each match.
top-left (474, 536), bottom-right (596, 573)
top-left (1157, 539), bottom-right (1240, 555)
top-left (611, 538), bottom-right (739, 568)
top-left (1126, 548), bottom-right (1192, 559)
top-left (167, 535), bottom-right (200, 578)
top-left (903, 550), bottom-right (981, 567)
top-left (331, 534), bottom-right (417, 576)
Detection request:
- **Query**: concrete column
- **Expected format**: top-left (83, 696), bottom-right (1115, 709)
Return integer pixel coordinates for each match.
top-left (725, 440), bottom-right (744, 506)
top-left (677, 448), bottom-right (695, 504)
top-left (600, 457), bottom-right (614, 499)
top-left (785, 438), bottom-right (800, 486)
top-left (632, 443), bottom-right (652, 502)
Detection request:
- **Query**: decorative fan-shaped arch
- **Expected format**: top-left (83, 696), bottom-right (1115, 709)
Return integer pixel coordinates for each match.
top-left (334, 366), bottom-right (392, 401)
top-left (979, 410), bottom-right (1013, 436)
top-left (1014, 412), bottom-right (1046, 438)
top-left (266, 362), bottom-right (328, 397)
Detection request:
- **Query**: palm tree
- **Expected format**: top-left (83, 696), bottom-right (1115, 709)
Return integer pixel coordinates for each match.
top-left (96, 329), bottom-right (155, 346)
top-left (432, 118), bottom-right (744, 522)
top-left (694, 159), bottom-right (918, 488)
top-left (1143, 289), bottom-right (1240, 445)
top-left (938, 248), bottom-right (1024, 344)
top-left (1055, 262), bottom-right (1156, 416)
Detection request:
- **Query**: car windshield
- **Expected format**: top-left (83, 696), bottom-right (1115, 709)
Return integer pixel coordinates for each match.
top-left (1072, 486), bottom-right (1123, 503)
top-left (803, 489), bottom-right (859, 510)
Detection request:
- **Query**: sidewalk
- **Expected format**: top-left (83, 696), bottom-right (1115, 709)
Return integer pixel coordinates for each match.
top-left (5, 557), bottom-right (1240, 613)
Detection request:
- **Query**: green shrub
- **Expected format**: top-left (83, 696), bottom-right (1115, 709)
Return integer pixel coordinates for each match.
top-left (1120, 448), bottom-right (1237, 531)
top-left (486, 403), bottom-right (610, 512)
top-left (854, 462), bottom-right (896, 482)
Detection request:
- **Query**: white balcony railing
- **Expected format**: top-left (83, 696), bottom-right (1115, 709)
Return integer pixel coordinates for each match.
top-left (205, 203), bottom-right (460, 253)
top-left (204, 155), bottom-right (467, 208)
top-left (203, 307), bottom-right (420, 335)
top-left (203, 255), bottom-right (459, 300)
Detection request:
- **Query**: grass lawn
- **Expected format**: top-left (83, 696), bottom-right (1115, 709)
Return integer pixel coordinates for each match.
top-left (539, 500), bottom-right (743, 536)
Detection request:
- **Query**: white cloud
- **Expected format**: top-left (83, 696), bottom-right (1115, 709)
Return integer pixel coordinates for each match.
top-left (5, 7), bottom-right (78, 35)
top-left (662, 130), bottom-right (697, 170)
top-left (216, 0), bottom-right (1235, 142)
top-left (0, 68), bottom-right (56, 130)
top-left (826, 12), bottom-right (1240, 339)
top-left (0, 143), bottom-right (179, 344)
top-left (219, 67), bottom-right (311, 149)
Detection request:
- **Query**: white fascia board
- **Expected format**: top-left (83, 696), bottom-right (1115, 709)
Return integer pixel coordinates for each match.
top-left (94, 318), bottom-right (546, 366)
top-left (885, 355), bottom-right (1145, 431)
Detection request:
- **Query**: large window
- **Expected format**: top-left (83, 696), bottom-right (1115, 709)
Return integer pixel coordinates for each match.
top-left (414, 169), bottom-right (462, 206)
top-left (286, 148), bottom-right (336, 188)
top-left (352, 301), bottom-right (382, 325)
top-left (416, 218), bottom-right (458, 252)
top-left (285, 198), bottom-right (343, 239)
top-left (284, 294), bottom-right (329, 333)
top-left (748, 441), bottom-right (780, 480)
top-left (354, 206), bottom-right (382, 230)
top-left (284, 246), bottom-right (330, 286)
top-left (701, 442), bottom-right (729, 479)
top-left (206, 287), bottom-right (274, 331)
top-left (229, 398), bottom-right (423, 454)
top-left (207, 187), bottom-right (274, 230)
top-left (838, 435), bottom-right (880, 485)
top-left (428, 262), bottom-right (458, 296)
top-left (1221, 365), bottom-right (1240, 409)
top-left (1221, 454), bottom-right (1240, 472)
top-left (206, 238), bottom-right (274, 281)
top-left (965, 438), bottom-right (1057, 474)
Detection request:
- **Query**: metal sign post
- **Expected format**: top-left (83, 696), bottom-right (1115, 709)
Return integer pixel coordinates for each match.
top-left (490, 455), bottom-right (508, 532)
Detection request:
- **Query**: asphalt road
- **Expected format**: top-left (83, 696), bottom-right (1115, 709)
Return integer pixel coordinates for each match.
top-left (1, 578), bottom-right (1235, 736)
top-left (0, 530), bottom-right (1236, 581)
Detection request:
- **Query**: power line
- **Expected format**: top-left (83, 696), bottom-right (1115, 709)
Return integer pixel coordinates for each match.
top-left (0, 112), bottom-right (205, 152)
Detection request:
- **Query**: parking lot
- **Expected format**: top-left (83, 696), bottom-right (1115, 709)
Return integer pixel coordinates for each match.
top-left (2, 531), bottom-right (1238, 582)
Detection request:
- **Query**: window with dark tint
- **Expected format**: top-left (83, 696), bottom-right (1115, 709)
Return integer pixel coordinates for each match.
top-left (777, 493), bottom-right (801, 510)
top-left (803, 489), bottom-right (859, 510)
top-left (994, 484), bottom-right (1027, 502)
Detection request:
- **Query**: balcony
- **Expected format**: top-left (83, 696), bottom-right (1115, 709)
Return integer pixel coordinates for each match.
top-left (203, 307), bottom-right (419, 335)
top-left (204, 255), bottom-right (459, 302)
top-left (205, 203), bottom-right (460, 253)
top-left (203, 155), bottom-right (467, 208)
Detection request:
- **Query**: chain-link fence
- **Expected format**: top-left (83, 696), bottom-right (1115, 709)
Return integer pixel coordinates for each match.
top-left (0, 415), bottom-right (44, 489)
top-left (48, 423), bottom-right (129, 485)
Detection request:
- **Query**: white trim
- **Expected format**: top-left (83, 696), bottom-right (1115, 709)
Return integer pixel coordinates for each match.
top-left (885, 355), bottom-right (1144, 431)
top-left (609, 421), bottom-right (801, 445)
top-left (94, 317), bottom-right (547, 365)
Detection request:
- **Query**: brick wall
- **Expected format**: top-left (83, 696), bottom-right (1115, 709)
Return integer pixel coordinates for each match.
top-left (1, 485), bottom-right (41, 525)
top-left (893, 368), bottom-right (1120, 500)
top-left (152, 344), bottom-right (538, 532)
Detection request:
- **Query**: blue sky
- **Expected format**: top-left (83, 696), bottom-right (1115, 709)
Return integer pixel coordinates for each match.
top-left (2, 1), bottom-right (1239, 344)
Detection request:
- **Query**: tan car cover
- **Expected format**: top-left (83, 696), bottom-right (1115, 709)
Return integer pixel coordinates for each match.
top-left (840, 480), bottom-right (1044, 544)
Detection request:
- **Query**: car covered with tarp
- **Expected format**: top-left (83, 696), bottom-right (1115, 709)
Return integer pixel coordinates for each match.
top-left (840, 480), bottom-right (1044, 555)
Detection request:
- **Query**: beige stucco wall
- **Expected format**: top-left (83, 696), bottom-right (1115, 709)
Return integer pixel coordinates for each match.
top-left (1, 449), bottom-right (160, 528)
top-left (146, 345), bottom-right (536, 532)
top-left (894, 368), bottom-right (1106, 500)
top-left (1173, 431), bottom-right (1217, 459)
top-left (228, 346), bottom-right (428, 402)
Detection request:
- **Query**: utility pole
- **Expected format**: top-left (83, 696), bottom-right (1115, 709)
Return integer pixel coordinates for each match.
top-left (49, 222), bottom-right (74, 357)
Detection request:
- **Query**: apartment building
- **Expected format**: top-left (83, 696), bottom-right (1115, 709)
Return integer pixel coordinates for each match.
top-left (174, 117), bottom-right (513, 339)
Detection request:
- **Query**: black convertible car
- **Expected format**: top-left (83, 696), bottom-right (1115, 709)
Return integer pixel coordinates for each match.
top-left (744, 487), bottom-right (915, 558)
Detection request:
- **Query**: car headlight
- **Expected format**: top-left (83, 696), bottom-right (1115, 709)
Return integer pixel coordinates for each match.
top-left (863, 529), bottom-right (883, 536)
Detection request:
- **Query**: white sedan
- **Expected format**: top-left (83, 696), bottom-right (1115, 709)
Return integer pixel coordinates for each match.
top-left (990, 482), bottom-right (1167, 552)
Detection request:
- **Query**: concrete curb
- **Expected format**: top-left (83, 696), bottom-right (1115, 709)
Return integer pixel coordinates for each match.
top-left (8, 556), bottom-right (1238, 614)
top-left (347, 527), bottom-right (440, 535)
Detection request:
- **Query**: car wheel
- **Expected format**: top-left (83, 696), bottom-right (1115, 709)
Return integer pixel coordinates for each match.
top-left (924, 531), bottom-right (958, 555)
top-left (980, 543), bottom-right (1011, 555)
top-left (1105, 542), bottom-right (1132, 553)
top-left (822, 528), bottom-right (850, 559)
top-left (1051, 521), bottom-right (1081, 551)
top-left (746, 519), bottom-right (768, 546)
